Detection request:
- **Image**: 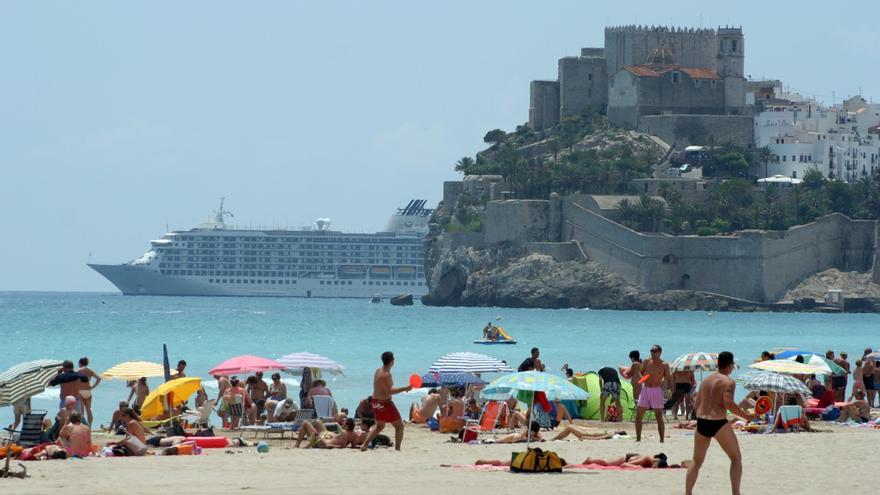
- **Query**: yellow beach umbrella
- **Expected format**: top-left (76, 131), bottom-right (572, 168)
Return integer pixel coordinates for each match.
top-left (102, 361), bottom-right (178, 380)
top-left (140, 377), bottom-right (201, 419)
top-left (749, 360), bottom-right (823, 375)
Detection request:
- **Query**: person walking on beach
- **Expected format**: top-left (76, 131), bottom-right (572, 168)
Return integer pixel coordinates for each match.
top-left (360, 351), bottom-right (412, 452)
top-left (77, 357), bottom-right (101, 426)
top-left (597, 366), bottom-right (622, 422)
top-left (685, 351), bottom-right (753, 495)
top-left (635, 344), bottom-right (672, 443)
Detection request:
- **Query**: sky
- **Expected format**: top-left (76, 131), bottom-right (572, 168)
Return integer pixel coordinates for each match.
top-left (1, 0), bottom-right (878, 291)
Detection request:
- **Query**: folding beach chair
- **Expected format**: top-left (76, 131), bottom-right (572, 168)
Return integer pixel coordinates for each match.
top-left (185, 399), bottom-right (216, 428)
top-left (464, 401), bottom-right (509, 437)
top-left (2, 410), bottom-right (47, 447)
top-left (312, 396), bottom-right (335, 420)
top-left (244, 408), bottom-right (315, 439)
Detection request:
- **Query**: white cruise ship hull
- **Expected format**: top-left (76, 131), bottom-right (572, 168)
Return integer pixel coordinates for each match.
top-left (88, 263), bottom-right (427, 299)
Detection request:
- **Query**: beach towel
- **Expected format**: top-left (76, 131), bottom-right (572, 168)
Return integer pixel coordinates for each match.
top-left (775, 405), bottom-right (803, 431)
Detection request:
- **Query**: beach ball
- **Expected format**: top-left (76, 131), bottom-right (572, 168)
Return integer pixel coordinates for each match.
top-left (256, 442), bottom-right (269, 453)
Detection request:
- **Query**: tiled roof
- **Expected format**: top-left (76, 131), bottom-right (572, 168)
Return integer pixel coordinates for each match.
top-left (623, 64), bottom-right (720, 80)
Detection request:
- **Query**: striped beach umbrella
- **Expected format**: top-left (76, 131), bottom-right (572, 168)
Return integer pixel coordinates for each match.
top-left (420, 372), bottom-right (486, 388)
top-left (671, 352), bottom-right (722, 372)
top-left (783, 354), bottom-right (845, 376)
top-left (0, 359), bottom-right (63, 406)
top-left (738, 371), bottom-right (812, 396)
top-left (103, 361), bottom-right (177, 380)
top-left (428, 352), bottom-right (512, 374)
top-left (749, 360), bottom-right (824, 375)
top-left (862, 352), bottom-right (880, 361)
top-left (277, 352), bottom-right (345, 375)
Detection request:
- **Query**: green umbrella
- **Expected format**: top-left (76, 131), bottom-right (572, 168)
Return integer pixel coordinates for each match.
top-left (785, 354), bottom-right (845, 376)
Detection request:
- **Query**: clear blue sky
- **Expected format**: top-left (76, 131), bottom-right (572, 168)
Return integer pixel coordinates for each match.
top-left (1, 0), bottom-right (878, 291)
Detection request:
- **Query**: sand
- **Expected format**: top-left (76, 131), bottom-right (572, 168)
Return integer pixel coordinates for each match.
top-left (2, 420), bottom-right (875, 494)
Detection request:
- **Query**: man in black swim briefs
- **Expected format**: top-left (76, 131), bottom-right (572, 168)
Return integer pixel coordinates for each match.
top-left (686, 351), bottom-right (753, 495)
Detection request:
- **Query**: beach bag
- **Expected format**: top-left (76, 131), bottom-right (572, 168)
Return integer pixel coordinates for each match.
top-left (426, 417), bottom-right (440, 431)
top-left (120, 435), bottom-right (148, 456)
top-left (460, 426), bottom-right (478, 443)
top-left (510, 448), bottom-right (564, 473)
top-left (820, 406), bottom-right (840, 421)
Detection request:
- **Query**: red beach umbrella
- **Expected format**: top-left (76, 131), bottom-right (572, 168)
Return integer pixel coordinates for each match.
top-left (208, 355), bottom-right (286, 376)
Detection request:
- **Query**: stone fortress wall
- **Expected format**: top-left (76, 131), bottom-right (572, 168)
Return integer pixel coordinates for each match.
top-left (477, 195), bottom-right (876, 303)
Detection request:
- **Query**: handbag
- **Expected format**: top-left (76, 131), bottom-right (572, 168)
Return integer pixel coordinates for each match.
top-left (510, 447), bottom-right (564, 473)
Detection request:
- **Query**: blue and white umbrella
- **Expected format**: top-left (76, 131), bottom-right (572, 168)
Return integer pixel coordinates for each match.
top-left (428, 352), bottom-right (512, 374)
top-left (277, 352), bottom-right (345, 375)
top-left (420, 372), bottom-right (486, 388)
top-left (0, 359), bottom-right (64, 406)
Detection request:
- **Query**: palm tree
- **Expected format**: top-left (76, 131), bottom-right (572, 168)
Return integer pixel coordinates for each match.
top-left (454, 157), bottom-right (475, 173)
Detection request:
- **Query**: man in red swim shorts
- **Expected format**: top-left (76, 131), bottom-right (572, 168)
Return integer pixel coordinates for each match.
top-left (360, 351), bottom-right (412, 452)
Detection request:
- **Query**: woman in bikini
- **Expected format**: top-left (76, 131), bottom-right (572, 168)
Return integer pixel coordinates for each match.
top-left (77, 357), bottom-right (101, 426)
top-left (496, 421), bottom-right (543, 444)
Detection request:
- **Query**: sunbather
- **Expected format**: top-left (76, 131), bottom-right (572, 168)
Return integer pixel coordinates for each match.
top-left (59, 410), bottom-right (92, 458)
top-left (496, 421), bottom-right (542, 444)
top-left (409, 389), bottom-right (441, 423)
top-left (551, 424), bottom-right (625, 441)
top-left (583, 452), bottom-right (691, 469)
top-left (837, 390), bottom-right (871, 423)
top-left (295, 418), bottom-right (358, 448)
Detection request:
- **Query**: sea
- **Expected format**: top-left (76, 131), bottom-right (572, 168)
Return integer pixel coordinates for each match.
top-left (1, 291), bottom-right (878, 426)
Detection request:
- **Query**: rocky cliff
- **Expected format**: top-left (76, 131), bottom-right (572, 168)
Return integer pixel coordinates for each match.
top-left (423, 242), bottom-right (734, 311)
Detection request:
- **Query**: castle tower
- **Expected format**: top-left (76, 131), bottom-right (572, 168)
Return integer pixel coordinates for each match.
top-left (715, 27), bottom-right (744, 77)
top-left (716, 27), bottom-right (746, 112)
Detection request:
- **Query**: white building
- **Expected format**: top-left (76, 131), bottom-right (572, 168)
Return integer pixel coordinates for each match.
top-left (753, 95), bottom-right (880, 182)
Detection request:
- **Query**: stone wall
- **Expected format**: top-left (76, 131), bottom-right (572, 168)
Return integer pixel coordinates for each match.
top-left (526, 241), bottom-right (584, 262)
top-left (529, 80), bottom-right (560, 130)
top-left (559, 55), bottom-right (608, 117)
top-left (604, 26), bottom-right (718, 75)
top-left (637, 114), bottom-right (754, 147)
top-left (442, 181), bottom-right (463, 211)
top-left (484, 200), bottom-right (551, 245)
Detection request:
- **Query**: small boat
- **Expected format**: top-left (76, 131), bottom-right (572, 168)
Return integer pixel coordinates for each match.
top-left (473, 339), bottom-right (517, 345)
top-left (370, 293), bottom-right (382, 303)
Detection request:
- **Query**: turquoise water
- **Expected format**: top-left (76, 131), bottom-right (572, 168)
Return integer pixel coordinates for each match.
top-left (2, 291), bottom-right (878, 426)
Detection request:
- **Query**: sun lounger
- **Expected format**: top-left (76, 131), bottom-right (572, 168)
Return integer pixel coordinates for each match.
top-left (464, 401), bottom-right (509, 437)
top-left (241, 409), bottom-right (315, 439)
top-left (184, 399), bottom-right (216, 428)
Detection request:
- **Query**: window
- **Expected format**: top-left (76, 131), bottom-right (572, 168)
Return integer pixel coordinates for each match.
top-left (710, 80), bottom-right (717, 89)
top-left (792, 171), bottom-right (797, 178)
top-left (588, 74), bottom-right (592, 81)
top-left (694, 79), bottom-right (701, 88)
top-left (671, 71), bottom-right (681, 84)
top-left (783, 155), bottom-right (787, 162)
top-left (731, 40), bottom-right (738, 52)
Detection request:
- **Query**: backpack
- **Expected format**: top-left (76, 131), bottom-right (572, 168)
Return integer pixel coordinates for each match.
top-left (510, 447), bottom-right (564, 473)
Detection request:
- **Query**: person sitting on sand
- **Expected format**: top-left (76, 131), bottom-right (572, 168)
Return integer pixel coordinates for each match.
top-left (355, 395), bottom-right (375, 421)
top-left (552, 399), bottom-right (573, 426)
top-left (496, 421), bottom-right (542, 444)
top-left (583, 452), bottom-right (691, 469)
top-left (410, 388), bottom-right (441, 423)
top-left (444, 388), bottom-right (465, 418)
top-left (106, 407), bottom-right (147, 456)
top-left (465, 399), bottom-right (481, 420)
top-left (295, 418), bottom-right (359, 449)
top-left (837, 390), bottom-right (871, 423)
top-left (306, 379), bottom-right (333, 407)
top-left (551, 424), bottom-right (625, 441)
top-left (59, 410), bottom-right (92, 458)
top-left (107, 400), bottom-right (130, 434)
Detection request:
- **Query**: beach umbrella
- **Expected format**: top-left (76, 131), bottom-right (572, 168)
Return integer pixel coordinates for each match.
top-left (738, 371), bottom-right (812, 397)
top-left (429, 352), bottom-right (513, 374)
top-left (276, 352), bottom-right (345, 375)
top-left (772, 349), bottom-right (815, 360)
top-left (420, 372), bottom-right (486, 388)
top-left (481, 371), bottom-right (589, 448)
top-left (140, 377), bottom-right (202, 419)
top-left (863, 352), bottom-right (880, 361)
top-left (749, 360), bottom-right (824, 375)
top-left (783, 354), bottom-right (845, 376)
top-left (208, 355), bottom-right (286, 376)
top-left (163, 343), bottom-right (172, 382)
top-left (102, 361), bottom-right (177, 380)
top-left (670, 352), bottom-right (737, 372)
top-left (0, 359), bottom-right (63, 407)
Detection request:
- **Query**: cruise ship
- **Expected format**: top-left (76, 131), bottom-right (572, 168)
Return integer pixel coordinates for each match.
top-left (88, 199), bottom-right (433, 299)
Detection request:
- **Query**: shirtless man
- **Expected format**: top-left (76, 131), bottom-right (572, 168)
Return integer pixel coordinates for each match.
top-left (685, 351), bottom-right (753, 495)
top-left (49, 361), bottom-right (88, 413)
top-left (838, 390), bottom-right (871, 423)
top-left (128, 377), bottom-right (150, 410)
top-left (409, 388), bottom-right (441, 423)
top-left (833, 352), bottom-right (851, 402)
top-left (667, 369), bottom-right (697, 419)
top-left (635, 345), bottom-right (672, 443)
top-left (360, 351), bottom-right (412, 452)
top-left (59, 410), bottom-right (92, 457)
top-left (77, 357), bottom-right (101, 426)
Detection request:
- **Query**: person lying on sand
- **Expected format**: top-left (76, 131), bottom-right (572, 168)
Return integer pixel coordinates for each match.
top-left (295, 418), bottom-right (359, 449)
top-left (583, 453), bottom-right (692, 469)
top-left (551, 424), bottom-right (626, 441)
top-left (495, 421), bottom-right (542, 444)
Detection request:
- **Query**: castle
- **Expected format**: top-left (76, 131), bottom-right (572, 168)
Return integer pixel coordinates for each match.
top-left (530, 25), bottom-right (755, 146)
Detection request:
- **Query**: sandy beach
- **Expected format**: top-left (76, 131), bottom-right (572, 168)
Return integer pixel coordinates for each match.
top-left (3, 420), bottom-right (874, 494)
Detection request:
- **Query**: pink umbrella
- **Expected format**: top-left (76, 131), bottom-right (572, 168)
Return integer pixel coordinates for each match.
top-left (208, 355), bottom-right (286, 376)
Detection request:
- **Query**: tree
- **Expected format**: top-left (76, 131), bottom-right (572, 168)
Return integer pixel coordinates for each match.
top-left (826, 180), bottom-right (855, 216)
top-left (802, 168), bottom-right (824, 191)
top-left (454, 156), bottom-right (475, 174)
top-left (483, 129), bottom-right (507, 148)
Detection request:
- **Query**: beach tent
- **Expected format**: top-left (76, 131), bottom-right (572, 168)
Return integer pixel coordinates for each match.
top-left (571, 372), bottom-right (637, 421)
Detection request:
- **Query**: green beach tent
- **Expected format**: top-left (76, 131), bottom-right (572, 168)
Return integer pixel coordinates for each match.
top-left (572, 371), bottom-right (639, 421)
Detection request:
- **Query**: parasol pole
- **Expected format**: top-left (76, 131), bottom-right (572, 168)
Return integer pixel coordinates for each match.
top-left (526, 387), bottom-right (535, 450)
